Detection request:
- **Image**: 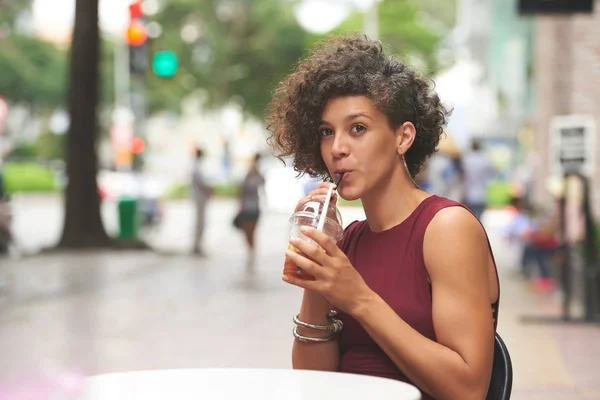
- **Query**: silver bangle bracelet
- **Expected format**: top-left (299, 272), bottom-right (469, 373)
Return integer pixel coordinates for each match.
top-left (293, 314), bottom-right (343, 334)
top-left (292, 326), bottom-right (336, 343)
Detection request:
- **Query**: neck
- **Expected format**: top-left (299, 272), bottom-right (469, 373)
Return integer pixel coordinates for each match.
top-left (361, 167), bottom-right (430, 232)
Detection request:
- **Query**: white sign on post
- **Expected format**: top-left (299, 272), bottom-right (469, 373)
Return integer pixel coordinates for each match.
top-left (549, 115), bottom-right (596, 177)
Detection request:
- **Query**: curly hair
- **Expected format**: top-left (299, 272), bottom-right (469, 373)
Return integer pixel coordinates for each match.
top-left (266, 34), bottom-right (451, 179)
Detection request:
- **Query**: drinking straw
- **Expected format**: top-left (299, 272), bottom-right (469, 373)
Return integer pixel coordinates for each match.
top-left (316, 173), bottom-right (344, 232)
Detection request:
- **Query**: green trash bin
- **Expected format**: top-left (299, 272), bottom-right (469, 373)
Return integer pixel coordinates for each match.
top-left (118, 196), bottom-right (139, 240)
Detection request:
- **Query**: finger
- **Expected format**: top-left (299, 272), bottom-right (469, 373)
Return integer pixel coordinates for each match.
top-left (289, 237), bottom-right (328, 265)
top-left (282, 274), bottom-right (319, 291)
top-left (308, 189), bottom-right (330, 199)
top-left (285, 248), bottom-right (324, 279)
top-left (295, 195), bottom-right (319, 212)
top-left (300, 226), bottom-right (341, 256)
top-left (307, 194), bottom-right (338, 205)
top-left (310, 183), bottom-right (337, 196)
top-left (316, 182), bottom-right (336, 190)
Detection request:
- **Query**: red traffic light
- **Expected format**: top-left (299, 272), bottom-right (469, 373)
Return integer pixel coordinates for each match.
top-left (129, 1), bottom-right (144, 19)
top-left (126, 20), bottom-right (148, 46)
top-left (131, 137), bottom-right (145, 155)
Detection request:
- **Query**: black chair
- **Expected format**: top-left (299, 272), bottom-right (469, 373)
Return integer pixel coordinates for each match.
top-left (486, 333), bottom-right (513, 400)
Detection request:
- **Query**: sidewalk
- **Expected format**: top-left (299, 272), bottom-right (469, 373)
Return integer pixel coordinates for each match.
top-left (486, 210), bottom-right (600, 400)
top-left (1, 198), bottom-right (599, 399)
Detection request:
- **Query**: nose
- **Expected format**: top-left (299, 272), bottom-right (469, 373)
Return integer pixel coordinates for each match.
top-left (331, 131), bottom-right (349, 159)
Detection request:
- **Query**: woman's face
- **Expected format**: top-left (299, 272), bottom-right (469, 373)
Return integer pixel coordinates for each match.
top-left (318, 95), bottom-right (413, 200)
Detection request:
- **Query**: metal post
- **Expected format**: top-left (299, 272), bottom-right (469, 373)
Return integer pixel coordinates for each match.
top-left (113, 37), bottom-right (130, 108)
top-left (560, 173), bottom-right (571, 321)
top-left (363, 0), bottom-right (379, 40)
top-left (580, 174), bottom-right (600, 322)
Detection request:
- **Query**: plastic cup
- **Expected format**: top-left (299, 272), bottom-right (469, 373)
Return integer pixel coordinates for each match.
top-left (283, 200), bottom-right (343, 280)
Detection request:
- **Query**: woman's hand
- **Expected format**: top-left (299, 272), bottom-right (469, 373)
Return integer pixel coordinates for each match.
top-left (283, 226), bottom-right (374, 316)
top-left (294, 182), bottom-right (338, 212)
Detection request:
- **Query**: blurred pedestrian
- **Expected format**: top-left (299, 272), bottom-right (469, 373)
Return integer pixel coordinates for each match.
top-left (234, 153), bottom-right (265, 268)
top-left (191, 148), bottom-right (212, 256)
top-left (461, 139), bottom-right (495, 220)
top-left (425, 153), bottom-right (463, 202)
top-left (506, 195), bottom-right (562, 292)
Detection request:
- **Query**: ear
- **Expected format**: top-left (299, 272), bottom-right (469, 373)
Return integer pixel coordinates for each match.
top-left (395, 122), bottom-right (416, 156)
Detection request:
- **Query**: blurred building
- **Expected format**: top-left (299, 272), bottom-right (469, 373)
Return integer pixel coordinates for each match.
top-left (449, 0), bottom-right (599, 215)
top-left (440, 0), bottom-right (533, 149)
top-left (530, 1), bottom-right (600, 215)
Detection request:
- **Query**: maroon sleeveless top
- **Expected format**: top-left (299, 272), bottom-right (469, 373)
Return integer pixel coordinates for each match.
top-left (333, 195), bottom-right (500, 400)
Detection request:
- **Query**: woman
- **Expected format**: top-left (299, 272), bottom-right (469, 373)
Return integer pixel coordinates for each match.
top-left (236, 153), bottom-right (265, 268)
top-left (266, 35), bottom-right (500, 400)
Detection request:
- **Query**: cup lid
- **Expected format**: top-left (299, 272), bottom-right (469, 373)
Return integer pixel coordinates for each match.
top-left (297, 200), bottom-right (342, 226)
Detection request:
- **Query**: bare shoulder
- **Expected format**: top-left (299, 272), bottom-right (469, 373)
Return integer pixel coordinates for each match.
top-left (425, 206), bottom-right (486, 244)
top-left (423, 205), bottom-right (490, 278)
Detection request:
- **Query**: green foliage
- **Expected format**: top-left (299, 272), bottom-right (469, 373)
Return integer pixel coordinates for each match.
top-left (486, 180), bottom-right (513, 208)
top-left (9, 132), bottom-right (65, 161)
top-left (164, 182), bottom-right (239, 199)
top-left (145, 0), bottom-right (448, 117)
top-left (9, 143), bottom-right (37, 159)
top-left (164, 183), bottom-right (189, 199)
top-left (212, 183), bottom-right (239, 198)
top-left (324, 0), bottom-right (443, 74)
top-left (34, 132), bottom-right (65, 161)
top-left (338, 197), bottom-right (362, 208)
top-left (418, 0), bottom-right (457, 32)
top-left (145, 0), bottom-right (311, 117)
top-left (3, 161), bottom-right (57, 193)
top-left (0, 35), bottom-right (67, 107)
top-left (0, 0), bottom-right (31, 27)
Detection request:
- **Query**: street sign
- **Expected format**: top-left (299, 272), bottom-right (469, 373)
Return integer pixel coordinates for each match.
top-left (549, 115), bottom-right (596, 177)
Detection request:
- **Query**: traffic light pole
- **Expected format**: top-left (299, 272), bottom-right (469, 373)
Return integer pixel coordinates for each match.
top-left (130, 71), bottom-right (147, 171)
top-left (113, 37), bottom-right (131, 108)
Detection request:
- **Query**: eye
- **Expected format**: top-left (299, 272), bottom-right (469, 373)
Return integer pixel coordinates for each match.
top-left (351, 124), bottom-right (366, 134)
top-left (318, 128), bottom-right (333, 137)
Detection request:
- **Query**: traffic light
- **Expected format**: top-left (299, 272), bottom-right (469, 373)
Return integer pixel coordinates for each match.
top-left (152, 51), bottom-right (178, 78)
top-left (130, 44), bottom-right (149, 75)
top-left (131, 137), bottom-right (145, 155)
top-left (127, 1), bottom-right (149, 75)
top-left (126, 19), bottom-right (148, 46)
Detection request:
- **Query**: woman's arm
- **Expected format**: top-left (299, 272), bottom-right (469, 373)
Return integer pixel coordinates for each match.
top-left (289, 182), bottom-right (343, 371)
top-left (351, 207), bottom-right (495, 400)
top-left (291, 290), bottom-right (340, 371)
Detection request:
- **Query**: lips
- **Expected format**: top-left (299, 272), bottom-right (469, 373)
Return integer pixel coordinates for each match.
top-left (334, 171), bottom-right (352, 184)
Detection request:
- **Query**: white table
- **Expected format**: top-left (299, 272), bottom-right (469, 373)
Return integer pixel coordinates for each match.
top-left (80, 368), bottom-right (422, 400)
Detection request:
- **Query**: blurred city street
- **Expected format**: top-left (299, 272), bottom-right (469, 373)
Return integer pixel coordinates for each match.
top-left (1, 196), bottom-right (599, 399)
top-left (2, 0), bottom-right (600, 398)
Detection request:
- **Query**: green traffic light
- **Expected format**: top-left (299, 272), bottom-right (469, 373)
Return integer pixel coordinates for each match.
top-left (152, 51), bottom-right (178, 78)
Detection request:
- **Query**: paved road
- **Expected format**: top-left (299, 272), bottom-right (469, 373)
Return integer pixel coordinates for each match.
top-left (1, 195), bottom-right (599, 399)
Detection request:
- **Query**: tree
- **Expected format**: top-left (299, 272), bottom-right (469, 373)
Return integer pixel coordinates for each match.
top-left (143, 0), bottom-right (448, 118)
top-left (0, 35), bottom-right (67, 108)
top-left (58, 0), bottom-right (111, 248)
top-left (145, 0), bottom-right (312, 118)
top-left (0, 0), bottom-right (30, 28)
top-left (326, 0), bottom-right (444, 75)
